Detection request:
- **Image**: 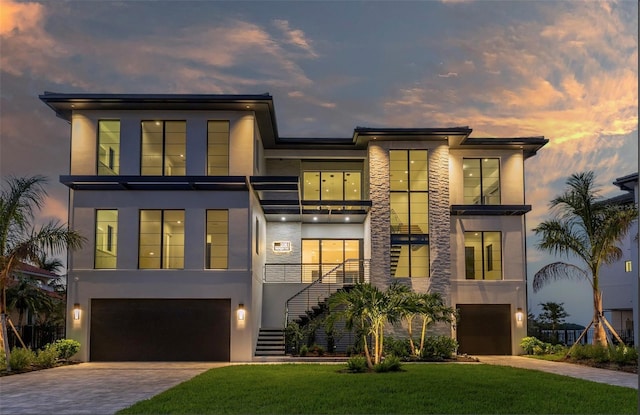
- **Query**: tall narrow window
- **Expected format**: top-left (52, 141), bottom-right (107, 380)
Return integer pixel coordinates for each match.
top-left (208, 121), bottom-right (229, 175)
top-left (390, 150), bottom-right (429, 278)
top-left (464, 232), bottom-right (502, 280)
top-left (206, 210), bottom-right (228, 269)
top-left (97, 120), bottom-right (120, 175)
top-left (139, 210), bottom-right (184, 269)
top-left (141, 121), bottom-right (186, 175)
top-left (463, 158), bottom-right (500, 205)
top-left (95, 210), bottom-right (118, 268)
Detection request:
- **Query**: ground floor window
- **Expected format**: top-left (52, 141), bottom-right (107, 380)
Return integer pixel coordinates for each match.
top-left (301, 239), bottom-right (362, 282)
top-left (206, 210), bottom-right (228, 269)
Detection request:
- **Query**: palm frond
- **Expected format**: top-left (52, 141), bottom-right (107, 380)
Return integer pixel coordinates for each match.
top-left (532, 262), bottom-right (589, 292)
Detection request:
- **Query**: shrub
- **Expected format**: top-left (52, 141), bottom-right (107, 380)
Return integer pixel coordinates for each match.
top-left (611, 345), bottom-right (638, 365)
top-left (569, 344), bottom-right (610, 362)
top-left (9, 347), bottom-right (35, 371)
top-left (374, 355), bottom-right (402, 372)
top-left (520, 336), bottom-right (545, 355)
top-left (50, 339), bottom-right (81, 360)
top-left (0, 353), bottom-right (6, 371)
top-left (421, 336), bottom-right (458, 360)
top-left (35, 347), bottom-right (59, 368)
top-left (549, 344), bottom-right (567, 354)
top-left (346, 355), bottom-right (368, 373)
top-left (383, 337), bottom-right (411, 358)
top-left (310, 344), bottom-right (324, 356)
top-left (299, 345), bottom-right (309, 357)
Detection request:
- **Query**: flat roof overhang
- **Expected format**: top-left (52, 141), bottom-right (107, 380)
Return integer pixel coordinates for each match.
top-left (39, 92), bottom-right (280, 147)
top-left (613, 173), bottom-right (638, 192)
top-left (450, 205), bottom-right (532, 216)
top-left (60, 175), bottom-right (249, 191)
top-left (457, 136), bottom-right (549, 159)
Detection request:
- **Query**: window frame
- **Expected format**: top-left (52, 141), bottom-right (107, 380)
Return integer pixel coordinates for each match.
top-left (207, 120), bottom-right (230, 176)
top-left (96, 120), bottom-right (120, 175)
top-left (95, 209), bottom-right (118, 269)
top-left (463, 158), bottom-right (501, 205)
top-left (140, 120), bottom-right (187, 176)
top-left (464, 231), bottom-right (503, 280)
top-left (205, 209), bottom-right (229, 270)
top-left (389, 149), bottom-right (429, 278)
top-left (138, 209), bottom-right (185, 269)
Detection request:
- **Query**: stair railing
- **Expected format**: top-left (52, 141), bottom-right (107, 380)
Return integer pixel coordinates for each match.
top-left (284, 259), bottom-right (370, 327)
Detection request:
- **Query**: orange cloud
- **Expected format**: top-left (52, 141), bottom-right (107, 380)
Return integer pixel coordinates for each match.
top-left (0, 0), bottom-right (43, 36)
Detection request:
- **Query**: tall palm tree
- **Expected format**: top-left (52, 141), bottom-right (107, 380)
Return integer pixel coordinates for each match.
top-left (532, 171), bottom-right (637, 347)
top-left (34, 252), bottom-right (64, 274)
top-left (0, 175), bottom-right (85, 367)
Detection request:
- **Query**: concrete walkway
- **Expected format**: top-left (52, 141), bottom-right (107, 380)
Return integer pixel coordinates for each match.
top-left (479, 355), bottom-right (638, 389)
top-left (0, 358), bottom-right (636, 415)
top-left (0, 362), bottom-right (226, 415)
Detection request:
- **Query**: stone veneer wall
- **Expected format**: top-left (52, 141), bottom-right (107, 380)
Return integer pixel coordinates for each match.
top-left (368, 140), bottom-right (452, 337)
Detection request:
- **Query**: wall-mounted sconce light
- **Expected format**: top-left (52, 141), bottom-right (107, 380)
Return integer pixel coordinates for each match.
top-left (515, 307), bottom-right (524, 322)
top-left (73, 303), bottom-right (81, 321)
top-left (237, 304), bottom-right (246, 321)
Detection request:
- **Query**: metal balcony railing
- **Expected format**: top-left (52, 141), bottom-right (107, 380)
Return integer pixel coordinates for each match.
top-left (284, 259), bottom-right (370, 326)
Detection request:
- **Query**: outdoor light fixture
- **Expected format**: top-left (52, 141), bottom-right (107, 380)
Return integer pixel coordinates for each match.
top-left (237, 304), bottom-right (246, 321)
top-left (73, 303), bottom-right (81, 321)
top-left (515, 307), bottom-right (524, 322)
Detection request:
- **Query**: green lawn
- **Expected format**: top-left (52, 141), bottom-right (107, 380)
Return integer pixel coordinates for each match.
top-left (118, 363), bottom-right (637, 414)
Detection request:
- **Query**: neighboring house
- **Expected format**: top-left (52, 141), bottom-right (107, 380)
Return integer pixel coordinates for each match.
top-left (40, 92), bottom-right (547, 361)
top-left (600, 172), bottom-right (638, 346)
top-left (6, 262), bottom-right (60, 327)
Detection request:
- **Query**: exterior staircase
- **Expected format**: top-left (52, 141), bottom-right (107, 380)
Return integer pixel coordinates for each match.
top-left (255, 328), bottom-right (285, 356)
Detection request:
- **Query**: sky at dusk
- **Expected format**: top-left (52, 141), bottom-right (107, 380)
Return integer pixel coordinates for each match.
top-left (0, 0), bottom-right (637, 325)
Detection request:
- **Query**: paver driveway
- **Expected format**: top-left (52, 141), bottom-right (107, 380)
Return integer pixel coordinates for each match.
top-left (0, 362), bottom-right (226, 415)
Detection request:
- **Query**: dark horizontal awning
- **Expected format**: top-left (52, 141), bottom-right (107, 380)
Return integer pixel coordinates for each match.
top-left (60, 175), bottom-right (248, 191)
top-left (450, 205), bottom-right (532, 216)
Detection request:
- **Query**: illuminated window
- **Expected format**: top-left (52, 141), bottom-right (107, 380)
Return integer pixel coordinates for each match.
top-left (465, 232), bottom-right (502, 280)
top-left (301, 239), bottom-right (361, 283)
top-left (139, 210), bottom-right (184, 269)
top-left (95, 210), bottom-right (118, 269)
top-left (390, 150), bottom-right (429, 278)
top-left (97, 120), bottom-right (120, 175)
top-left (303, 171), bottom-right (361, 201)
top-left (207, 121), bottom-right (229, 175)
top-left (625, 260), bottom-right (632, 273)
top-left (206, 210), bottom-right (228, 269)
top-left (463, 158), bottom-right (500, 205)
top-left (141, 121), bottom-right (186, 175)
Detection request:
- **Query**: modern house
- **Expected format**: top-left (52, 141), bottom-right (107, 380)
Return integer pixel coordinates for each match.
top-left (600, 172), bottom-right (638, 346)
top-left (40, 92), bottom-right (547, 361)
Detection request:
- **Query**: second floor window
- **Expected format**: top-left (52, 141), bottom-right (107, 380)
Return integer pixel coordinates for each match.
top-left (139, 210), bottom-right (184, 269)
top-left (95, 210), bottom-right (118, 269)
top-left (303, 171), bottom-right (362, 201)
top-left (463, 158), bottom-right (500, 205)
top-left (141, 121), bottom-right (186, 176)
top-left (97, 120), bottom-right (120, 175)
top-left (208, 121), bottom-right (229, 175)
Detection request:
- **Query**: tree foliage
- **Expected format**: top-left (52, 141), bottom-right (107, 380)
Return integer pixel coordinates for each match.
top-left (533, 171), bottom-right (637, 346)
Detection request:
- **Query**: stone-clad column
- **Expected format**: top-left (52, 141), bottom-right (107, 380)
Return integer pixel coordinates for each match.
top-left (368, 143), bottom-right (391, 289)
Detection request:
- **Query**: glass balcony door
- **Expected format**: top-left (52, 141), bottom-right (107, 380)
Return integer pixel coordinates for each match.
top-left (301, 239), bottom-right (361, 283)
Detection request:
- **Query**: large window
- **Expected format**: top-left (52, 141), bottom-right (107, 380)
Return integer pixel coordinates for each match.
top-left (390, 150), bottom-right (429, 278)
top-left (95, 210), bottom-right (118, 269)
top-left (97, 120), bottom-right (120, 175)
top-left (463, 158), bottom-right (500, 205)
top-left (301, 239), bottom-right (361, 283)
top-left (208, 121), bottom-right (229, 175)
top-left (139, 210), bottom-right (184, 269)
top-left (464, 231), bottom-right (502, 280)
top-left (141, 121), bottom-right (186, 175)
top-left (303, 171), bottom-right (362, 201)
top-left (206, 210), bottom-right (228, 269)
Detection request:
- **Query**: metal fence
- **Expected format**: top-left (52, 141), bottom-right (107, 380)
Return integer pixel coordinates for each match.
top-left (5, 325), bottom-right (65, 350)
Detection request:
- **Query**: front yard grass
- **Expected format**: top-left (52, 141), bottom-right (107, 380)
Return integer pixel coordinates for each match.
top-left (118, 363), bottom-right (637, 414)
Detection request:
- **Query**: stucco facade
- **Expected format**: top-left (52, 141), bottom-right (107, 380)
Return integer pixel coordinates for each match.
top-left (41, 92), bottom-right (547, 360)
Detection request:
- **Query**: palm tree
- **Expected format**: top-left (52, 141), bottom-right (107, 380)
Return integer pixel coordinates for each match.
top-left (34, 252), bottom-right (64, 274)
top-left (532, 171), bottom-right (637, 347)
top-left (414, 292), bottom-right (455, 357)
top-left (6, 276), bottom-right (53, 329)
top-left (0, 175), bottom-right (85, 368)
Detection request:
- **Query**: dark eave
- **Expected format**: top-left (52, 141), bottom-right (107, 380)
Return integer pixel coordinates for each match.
top-left (613, 172), bottom-right (638, 192)
top-left (352, 127), bottom-right (472, 148)
top-left (60, 175), bottom-right (248, 191)
top-left (450, 205), bottom-right (532, 216)
top-left (39, 92), bottom-right (279, 147)
top-left (459, 136), bottom-right (549, 159)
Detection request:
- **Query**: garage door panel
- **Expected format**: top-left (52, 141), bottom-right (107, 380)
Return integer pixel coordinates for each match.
top-left (457, 304), bottom-right (511, 355)
top-left (91, 299), bottom-right (230, 361)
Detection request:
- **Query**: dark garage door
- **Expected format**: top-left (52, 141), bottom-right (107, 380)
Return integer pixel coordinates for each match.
top-left (90, 299), bottom-right (230, 361)
top-left (457, 304), bottom-right (511, 355)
